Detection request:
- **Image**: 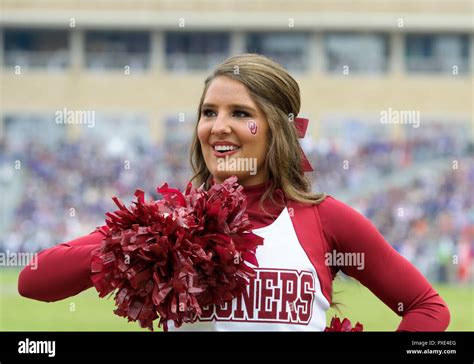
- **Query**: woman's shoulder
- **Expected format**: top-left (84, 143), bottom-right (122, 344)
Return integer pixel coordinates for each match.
top-left (286, 194), bottom-right (357, 217)
top-left (287, 194), bottom-right (369, 232)
top-left (314, 194), bottom-right (377, 245)
top-left (315, 194), bottom-right (366, 220)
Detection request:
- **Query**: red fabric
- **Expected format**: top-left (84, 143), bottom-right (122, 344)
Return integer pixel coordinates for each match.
top-left (18, 228), bottom-right (106, 302)
top-left (18, 182), bottom-right (449, 331)
top-left (317, 196), bottom-right (450, 332)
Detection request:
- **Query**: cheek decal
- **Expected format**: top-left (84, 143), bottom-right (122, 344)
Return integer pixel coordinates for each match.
top-left (247, 120), bottom-right (257, 135)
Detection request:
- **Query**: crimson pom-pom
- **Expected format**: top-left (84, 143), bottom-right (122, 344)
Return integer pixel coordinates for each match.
top-left (91, 176), bottom-right (263, 331)
top-left (325, 316), bottom-right (363, 332)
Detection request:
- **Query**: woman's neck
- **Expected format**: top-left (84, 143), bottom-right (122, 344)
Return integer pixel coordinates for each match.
top-left (208, 175), bottom-right (286, 229)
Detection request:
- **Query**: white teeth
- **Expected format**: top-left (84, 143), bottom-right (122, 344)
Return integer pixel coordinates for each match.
top-left (214, 145), bottom-right (239, 152)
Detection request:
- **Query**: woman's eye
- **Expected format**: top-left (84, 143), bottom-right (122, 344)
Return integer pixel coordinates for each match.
top-left (233, 110), bottom-right (250, 118)
top-left (202, 109), bottom-right (216, 117)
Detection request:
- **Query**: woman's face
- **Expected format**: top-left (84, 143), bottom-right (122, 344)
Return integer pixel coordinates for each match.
top-left (197, 76), bottom-right (270, 186)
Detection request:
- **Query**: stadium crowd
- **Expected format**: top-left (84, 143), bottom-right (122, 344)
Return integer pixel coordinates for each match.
top-left (1, 121), bottom-right (472, 284)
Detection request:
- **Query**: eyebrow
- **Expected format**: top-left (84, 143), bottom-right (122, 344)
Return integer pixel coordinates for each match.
top-left (201, 103), bottom-right (256, 113)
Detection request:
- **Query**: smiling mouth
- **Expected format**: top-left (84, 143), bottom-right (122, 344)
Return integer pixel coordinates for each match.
top-left (212, 145), bottom-right (241, 156)
top-left (213, 145), bottom-right (240, 152)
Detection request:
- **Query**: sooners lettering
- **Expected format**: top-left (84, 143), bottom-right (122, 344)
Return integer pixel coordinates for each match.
top-left (198, 268), bottom-right (315, 325)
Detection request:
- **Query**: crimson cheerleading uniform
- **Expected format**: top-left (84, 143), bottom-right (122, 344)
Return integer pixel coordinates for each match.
top-left (18, 182), bottom-right (450, 331)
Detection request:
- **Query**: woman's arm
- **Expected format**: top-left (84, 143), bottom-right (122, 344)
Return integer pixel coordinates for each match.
top-left (318, 196), bottom-right (450, 331)
top-left (17, 226), bottom-right (108, 302)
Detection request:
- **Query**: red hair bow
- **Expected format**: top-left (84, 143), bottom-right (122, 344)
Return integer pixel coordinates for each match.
top-left (294, 117), bottom-right (313, 173)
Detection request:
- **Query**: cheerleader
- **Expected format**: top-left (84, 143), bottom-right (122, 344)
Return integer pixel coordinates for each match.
top-left (18, 53), bottom-right (450, 331)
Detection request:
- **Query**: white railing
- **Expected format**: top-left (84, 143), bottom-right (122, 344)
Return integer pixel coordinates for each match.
top-left (85, 52), bottom-right (150, 70)
top-left (165, 53), bottom-right (228, 71)
top-left (406, 56), bottom-right (470, 73)
top-left (4, 50), bottom-right (69, 69)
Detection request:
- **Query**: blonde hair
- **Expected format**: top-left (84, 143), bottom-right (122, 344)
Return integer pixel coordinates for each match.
top-left (189, 53), bottom-right (326, 210)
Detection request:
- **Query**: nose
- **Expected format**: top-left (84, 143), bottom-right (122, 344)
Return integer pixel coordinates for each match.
top-left (211, 115), bottom-right (232, 135)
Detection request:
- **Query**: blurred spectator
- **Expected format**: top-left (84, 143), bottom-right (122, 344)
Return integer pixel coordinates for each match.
top-left (1, 120), bottom-right (472, 284)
